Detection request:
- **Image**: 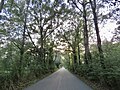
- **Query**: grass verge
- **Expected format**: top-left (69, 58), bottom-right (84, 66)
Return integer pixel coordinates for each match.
top-left (72, 72), bottom-right (109, 90)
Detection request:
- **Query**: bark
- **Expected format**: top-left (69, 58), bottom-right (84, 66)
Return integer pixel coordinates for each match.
top-left (39, 4), bottom-right (45, 64)
top-left (39, 26), bottom-right (45, 64)
top-left (82, 1), bottom-right (90, 65)
top-left (73, 48), bottom-right (77, 65)
top-left (72, 46), bottom-right (77, 72)
top-left (19, 12), bottom-right (27, 78)
top-left (78, 45), bottom-right (81, 65)
top-left (68, 45), bottom-right (71, 66)
top-left (89, 0), bottom-right (105, 69)
top-left (68, 53), bottom-right (71, 65)
top-left (18, 2), bottom-right (29, 77)
top-left (0, 0), bottom-right (4, 13)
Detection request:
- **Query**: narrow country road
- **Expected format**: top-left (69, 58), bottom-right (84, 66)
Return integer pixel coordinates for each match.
top-left (24, 67), bottom-right (93, 90)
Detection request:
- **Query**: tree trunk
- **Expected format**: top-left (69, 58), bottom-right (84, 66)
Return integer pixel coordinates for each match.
top-left (39, 26), bottom-right (45, 64)
top-left (68, 52), bottom-right (71, 66)
top-left (78, 45), bottom-right (81, 65)
top-left (68, 46), bottom-right (71, 66)
top-left (72, 47), bottom-right (77, 72)
top-left (0, 0), bottom-right (4, 13)
top-left (73, 48), bottom-right (77, 65)
top-left (89, 0), bottom-right (105, 69)
top-left (18, 12), bottom-right (27, 78)
top-left (82, 1), bottom-right (90, 65)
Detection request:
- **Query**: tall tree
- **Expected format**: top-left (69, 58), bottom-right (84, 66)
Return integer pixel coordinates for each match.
top-left (27, 0), bottom-right (70, 65)
top-left (82, 0), bottom-right (91, 65)
top-left (70, 0), bottom-right (91, 65)
top-left (89, 0), bottom-right (105, 69)
top-left (18, 1), bottom-right (29, 78)
top-left (57, 15), bottom-right (82, 71)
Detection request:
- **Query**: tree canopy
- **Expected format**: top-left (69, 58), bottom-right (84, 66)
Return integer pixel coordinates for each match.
top-left (0, 0), bottom-right (120, 90)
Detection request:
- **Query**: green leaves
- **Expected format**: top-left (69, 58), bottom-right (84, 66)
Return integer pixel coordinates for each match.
top-left (10, 0), bottom-right (14, 7)
top-left (0, 29), bottom-right (7, 35)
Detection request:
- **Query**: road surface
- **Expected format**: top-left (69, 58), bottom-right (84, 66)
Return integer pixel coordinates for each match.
top-left (24, 67), bottom-right (93, 90)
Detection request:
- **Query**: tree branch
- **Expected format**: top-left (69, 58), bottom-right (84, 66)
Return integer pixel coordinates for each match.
top-left (0, 0), bottom-right (4, 13)
top-left (27, 29), bottom-right (37, 48)
top-left (72, 0), bottom-right (83, 13)
top-left (63, 34), bottom-right (73, 49)
top-left (12, 41), bottom-right (21, 50)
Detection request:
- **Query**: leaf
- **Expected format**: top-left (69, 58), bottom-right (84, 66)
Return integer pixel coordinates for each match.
top-left (0, 29), bottom-right (6, 35)
top-left (10, 0), bottom-right (14, 7)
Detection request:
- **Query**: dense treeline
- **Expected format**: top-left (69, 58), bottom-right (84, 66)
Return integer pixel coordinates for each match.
top-left (0, 0), bottom-right (120, 90)
top-left (0, 0), bottom-right (69, 89)
top-left (61, 0), bottom-right (120, 90)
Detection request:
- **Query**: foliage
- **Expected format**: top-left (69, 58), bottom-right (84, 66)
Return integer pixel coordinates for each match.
top-left (71, 42), bottom-right (120, 90)
top-left (0, 0), bottom-right (120, 90)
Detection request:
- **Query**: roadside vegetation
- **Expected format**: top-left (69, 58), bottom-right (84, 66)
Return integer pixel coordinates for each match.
top-left (0, 0), bottom-right (120, 90)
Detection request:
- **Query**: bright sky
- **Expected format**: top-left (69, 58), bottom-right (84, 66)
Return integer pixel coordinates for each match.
top-left (27, 0), bottom-right (117, 46)
top-left (99, 20), bottom-right (117, 41)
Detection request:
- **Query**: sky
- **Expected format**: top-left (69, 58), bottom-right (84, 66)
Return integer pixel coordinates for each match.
top-left (0, 0), bottom-right (117, 48)
top-left (99, 20), bottom-right (117, 41)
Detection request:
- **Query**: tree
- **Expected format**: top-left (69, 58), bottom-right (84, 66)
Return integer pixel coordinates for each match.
top-left (82, 0), bottom-right (91, 65)
top-left (89, 0), bottom-right (105, 69)
top-left (69, 0), bottom-right (91, 65)
top-left (26, 0), bottom-right (70, 65)
top-left (56, 14), bottom-right (83, 71)
top-left (0, 0), bottom-right (4, 13)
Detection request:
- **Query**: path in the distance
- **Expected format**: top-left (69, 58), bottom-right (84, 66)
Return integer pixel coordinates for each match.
top-left (24, 67), bottom-right (93, 90)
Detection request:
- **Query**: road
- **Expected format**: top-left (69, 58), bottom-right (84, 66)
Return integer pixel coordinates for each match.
top-left (24, 67), bottom-right (93, 90)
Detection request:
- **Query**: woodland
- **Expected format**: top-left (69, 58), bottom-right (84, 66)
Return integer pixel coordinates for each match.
top-left (0, 0), bottom-right (120, 90)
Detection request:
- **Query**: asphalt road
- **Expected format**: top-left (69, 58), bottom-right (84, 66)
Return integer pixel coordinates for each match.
top-left (24, 67), bottom-right (93, 90)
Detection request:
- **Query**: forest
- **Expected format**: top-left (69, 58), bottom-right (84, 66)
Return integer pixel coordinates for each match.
top-left (0, 0), bottom-right (120, 90)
